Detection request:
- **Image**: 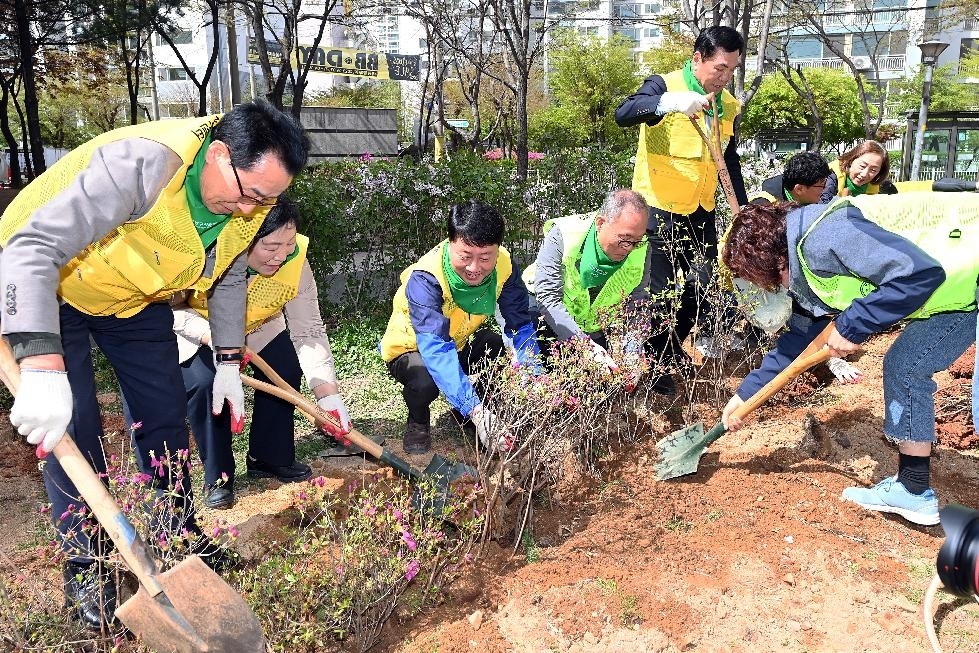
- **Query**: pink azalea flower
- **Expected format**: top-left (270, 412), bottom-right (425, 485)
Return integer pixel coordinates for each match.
top-left (401, 530), bottom-right (418, 551)
top-left (405, 559), bottom-right (420, 581)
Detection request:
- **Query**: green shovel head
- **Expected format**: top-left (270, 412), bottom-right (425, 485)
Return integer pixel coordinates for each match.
top-left (655, 421), bottom-right (727, 481)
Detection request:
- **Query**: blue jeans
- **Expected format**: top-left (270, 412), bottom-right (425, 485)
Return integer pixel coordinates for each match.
top-left (883, 310), bottom-right (977, 443)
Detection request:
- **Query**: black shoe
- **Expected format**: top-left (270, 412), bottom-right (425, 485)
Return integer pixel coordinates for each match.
top-left (402, 421), bottom-right (431, 454)
top-left (204, 483), bottom-right (235, 510)
top-left (63, 561), bottom-right (116, 630)
top-left (650, 373), bottom-right (677, 396)
top-left (246, 456), bottom-right (312, 482)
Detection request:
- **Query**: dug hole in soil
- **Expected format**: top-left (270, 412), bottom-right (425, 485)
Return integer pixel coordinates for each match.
top-left (1, 332), bottom-right (977, 652)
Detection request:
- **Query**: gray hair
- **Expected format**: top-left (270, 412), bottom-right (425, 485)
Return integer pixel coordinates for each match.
top-left (599, 189), bottom-right (649, 223)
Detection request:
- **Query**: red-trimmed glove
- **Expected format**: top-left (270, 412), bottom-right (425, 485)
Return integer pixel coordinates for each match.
top-left (317, 394), bottom-right (352, 446)
top-left (212, 363), bottom-right (245, 434)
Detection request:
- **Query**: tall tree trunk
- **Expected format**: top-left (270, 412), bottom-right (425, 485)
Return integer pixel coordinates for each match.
top-left (0, 79), bottom-right (23, 187)
top-left (226, 1), bottom-right (241, 106)
top-left (14, 0), bottom-right (45, 176)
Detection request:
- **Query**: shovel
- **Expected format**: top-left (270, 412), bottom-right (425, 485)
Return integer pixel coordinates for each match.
top-left (240, 348), bottom-right (475, 509)
top-left (0, 340), bottom-right (266, 652)
top-left (655, 322), bottom-right (836, 481)
top-left (689, 98), bottom-right (740, 217)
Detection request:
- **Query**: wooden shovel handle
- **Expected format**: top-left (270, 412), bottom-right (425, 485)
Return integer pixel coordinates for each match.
top-left (731, 321), bottom-right (837, 421)
top-left (241, 348), bottom-right (384, 459)
top-left (689, 114), bottom-right (740, 216)
top-left (0, 340), bottom-right (165, 597)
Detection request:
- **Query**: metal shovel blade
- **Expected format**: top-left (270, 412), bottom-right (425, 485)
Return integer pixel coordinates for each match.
top-left (115, 555), bottom-right (266, 653)
top-left (411, 454), bottom-right (477, 516)
top-left (655, 421), bottom-right (727, 481)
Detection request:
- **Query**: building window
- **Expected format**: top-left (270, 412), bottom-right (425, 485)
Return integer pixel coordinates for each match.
top-left (155, 29), bottom-right (193, 46)
top-left (644, 3), bottom-right (660, 12)
top-left (962, 37), bottom-right (979, 61)
top-left (158, 67), bottom-right (189, 81)
top-left (644, 27), bottom-right (660, 38)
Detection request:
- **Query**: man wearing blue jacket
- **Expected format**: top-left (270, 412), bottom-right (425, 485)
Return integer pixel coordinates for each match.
top-left (380, 200), bottom-right (539, 454)
top-left (720, 193), bottom-right (979, 526)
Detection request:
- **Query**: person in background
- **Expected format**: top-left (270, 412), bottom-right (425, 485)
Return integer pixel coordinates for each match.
top-left (380, 200), bottom-right (540, 455)
top-left (614, 26), bottom-right (749, 391)
top-left (720, 193), bottom-right (979, 527)
top-left (0, 99), bottom-right (309, 628)
top-left (168, 197), bottom-right (357, 510)
top-left (821, 140), bottom-right (890, 201)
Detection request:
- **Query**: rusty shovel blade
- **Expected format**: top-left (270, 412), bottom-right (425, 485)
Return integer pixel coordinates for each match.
top-left (115, 555), bottom-right (266, 653)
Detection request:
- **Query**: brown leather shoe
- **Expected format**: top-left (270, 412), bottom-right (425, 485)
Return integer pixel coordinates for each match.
top-left (402, 421), bottom-right (431, 454)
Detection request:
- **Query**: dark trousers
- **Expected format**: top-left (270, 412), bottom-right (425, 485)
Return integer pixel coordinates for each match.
top-left (386, 327), bottom-right (505, 426)
top-left (52, 302), bottom-right (190, 563)
top-left (645, 205), bottom-right (718, 361)
top-left (181, 329), bottom-right (300, 486)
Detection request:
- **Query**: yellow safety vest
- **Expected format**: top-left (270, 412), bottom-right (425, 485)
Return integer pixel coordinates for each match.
top-left (523, 213), bottom-right (646, 333)
top-left (0, 116), bottom-right (269, 318)
top-left (188, 235), bottom-right (309, 333)
top-left (632, 69), bottom-right (740, 214)
top-left (380, 241), bottom-right (513, 362)
top-left (829, 159), bottom-right (880, 197)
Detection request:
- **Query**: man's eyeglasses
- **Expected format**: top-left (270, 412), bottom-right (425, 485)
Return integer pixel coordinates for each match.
top-left (616, 235), bottom-right (648, 249)
top-left (229, 160), bottom-right (278, 207)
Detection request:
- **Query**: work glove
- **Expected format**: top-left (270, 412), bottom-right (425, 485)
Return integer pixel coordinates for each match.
top-left (471, 403), bottom-right (515, 453)
top-left (733, 278), bottom-right (793, 334)
top-left (317, 394), bottom-right (353, 445)
top-left (589, 340), bottom-right (619, 374)
top-left (212, 363), bottom-right (245, 434)
top-left (827, 357), bottom-right (864, 384)
top-left (656, 90), bottom-right (711, 117)
top-left (10, 369), bottom-right (72, 456)
top-left (621, 332), bottom-right (644, 393)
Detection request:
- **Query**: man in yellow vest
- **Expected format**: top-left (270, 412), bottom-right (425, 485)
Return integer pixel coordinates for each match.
top-left (380, 200), bottom-right (540, 455)
top-left (523, 189), bottom-right (677, 392)
top-left (0, 99), bottom-right (309, 628)
top-left (615, 26), bottom-right (748, 374)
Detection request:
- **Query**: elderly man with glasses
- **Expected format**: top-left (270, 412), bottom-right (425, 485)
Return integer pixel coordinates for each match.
top-left (522, 189), bottom-right (673, 392)
top-left (0, 99), bottom-right (309, 629)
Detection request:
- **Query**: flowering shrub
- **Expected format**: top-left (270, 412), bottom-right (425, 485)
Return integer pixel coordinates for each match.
top-left (236, 475), bottom-right (480, 652)
top-left (290, 147), bottom-right (634, 313)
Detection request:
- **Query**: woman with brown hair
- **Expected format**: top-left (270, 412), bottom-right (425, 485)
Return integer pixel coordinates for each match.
top-left (720, 192), bottom-right (979, 527)
top-left (820, 140), bottom-right (890, 201)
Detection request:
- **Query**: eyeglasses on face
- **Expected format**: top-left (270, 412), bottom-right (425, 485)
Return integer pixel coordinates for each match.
top-left (228, 159), bottom-right (278, 207)
top-left (615, 235), bottom-right (648, 249)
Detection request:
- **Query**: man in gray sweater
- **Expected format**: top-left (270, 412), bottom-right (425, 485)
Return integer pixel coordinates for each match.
top-left (0, 100), bottom-right (308, 628)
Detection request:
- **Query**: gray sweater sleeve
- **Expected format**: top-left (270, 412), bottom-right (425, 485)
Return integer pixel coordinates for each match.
top-left (1, 138), bottom-right (181, 356)
top-left (207, 251), bottom-right (248, 349)
top-left (534, 226), bottom-right (586, 340)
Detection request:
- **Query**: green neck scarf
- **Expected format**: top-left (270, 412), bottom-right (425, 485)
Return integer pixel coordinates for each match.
top-left (845, 176), bottom-right (869, 196)
top-left (184, 133), bottom-right (232, 249)
top-left (247, 243), bottom-right (301, 276)
top-left (441, 241), bottom-right (498, 316)
top-left (784, 187), bottom-right (795, 201)
top-left (682, 60), bottom-right (722, 119)
top-left (579, 222), bottom-right (625, 290)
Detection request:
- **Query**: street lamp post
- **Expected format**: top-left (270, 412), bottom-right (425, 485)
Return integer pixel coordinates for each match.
top-left (910, 39), bottom-right (950, 181)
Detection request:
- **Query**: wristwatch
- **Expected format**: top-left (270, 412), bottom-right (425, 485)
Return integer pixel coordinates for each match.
top-left (215, 351), bottom-right (244, 363)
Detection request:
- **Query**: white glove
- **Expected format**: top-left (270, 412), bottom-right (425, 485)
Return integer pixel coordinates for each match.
top-left (470, 403), bottom-right (515, 453)
top-left (733, 278), bottom-right (793, 334)
top-left (212, 363), bottom-right (245, 434)
top-left (590, 340), bottom-right (619, 373)
top-left (317, 394), bottom-right (352, 439)
top-left (10, 369), bottom-right (72, 455)
top-left (656, 90), bottom-right (711, 117)
top-left (827, 357), bottom-right (863, 384)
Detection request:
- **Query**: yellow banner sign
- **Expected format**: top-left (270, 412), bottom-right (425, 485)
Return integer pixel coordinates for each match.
top-left (293, 45), bottom-right (420, 81)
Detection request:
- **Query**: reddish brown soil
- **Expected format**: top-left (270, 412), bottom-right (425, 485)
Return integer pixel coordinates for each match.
top-left (1, 331), bottom-right (977, 652)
